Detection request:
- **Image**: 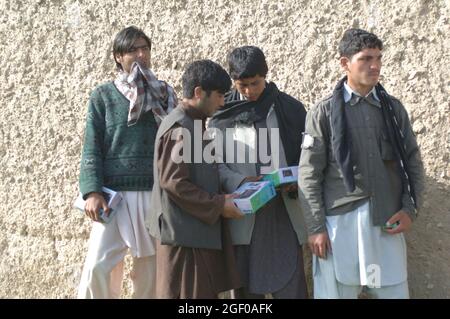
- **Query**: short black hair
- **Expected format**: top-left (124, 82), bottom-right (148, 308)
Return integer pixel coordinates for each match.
top-left (338, 28), bottom-right (383, 58)
top-left (182, 60), bottom-right (231, 98)
top-left (227, 46), bottom-right (268, 80)
top-left (112, 26), bottom-right (151, 70)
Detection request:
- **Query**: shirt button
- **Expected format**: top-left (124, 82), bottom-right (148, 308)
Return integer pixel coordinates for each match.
top-left (365, 116), bottom-right (370, 121)
top-left (369, 153), bottom-right (374, 158)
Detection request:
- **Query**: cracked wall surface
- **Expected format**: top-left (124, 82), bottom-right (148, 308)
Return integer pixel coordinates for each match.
top-left (0, 0), bottom-right (449, 298)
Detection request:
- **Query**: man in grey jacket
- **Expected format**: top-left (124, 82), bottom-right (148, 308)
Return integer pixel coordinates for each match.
top-left (298, 29), bottom-right (425, 298)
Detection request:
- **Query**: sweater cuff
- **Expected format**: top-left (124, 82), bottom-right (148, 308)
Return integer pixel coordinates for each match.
top-left (80, 183), bottom-right (102, 200)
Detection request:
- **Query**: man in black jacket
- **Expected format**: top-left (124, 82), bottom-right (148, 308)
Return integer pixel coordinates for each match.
top-left (298, 29), bottom-right (424, 298)
top-left (210, 46), bottom-right (308, 299)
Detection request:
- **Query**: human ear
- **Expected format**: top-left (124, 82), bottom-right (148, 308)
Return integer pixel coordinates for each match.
top-left (115, 54), bottom-right (123, 66)
top-left (340, 56), bottom-right (350, 72)
top-left (193, 86), bottom-right (204, 99)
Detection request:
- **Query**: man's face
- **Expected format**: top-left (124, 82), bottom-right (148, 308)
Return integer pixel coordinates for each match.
top-left (197, 90), bottom-right (225, 117)
top-left (341, 48), bottom-right (382, 90)
top-left (233, 75), bottom-right (266, 101)
top-left (115, 37), bottom-right (151, 73)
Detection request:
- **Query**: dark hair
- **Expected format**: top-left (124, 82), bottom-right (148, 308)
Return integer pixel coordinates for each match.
top-left (182, 60), bottom-right (231, 98)
top-left (227, 46), bottom-right (268, 80)
top-left (112, 26), bottom-right (151, 70)
top-left (338, 28), bottom-right (383, 58)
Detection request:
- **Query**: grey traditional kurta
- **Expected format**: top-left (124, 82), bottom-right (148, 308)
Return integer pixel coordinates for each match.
top-left (217, 105), bottom-right (307, 297)
top-left (234, 119), bottom-right (299, 295)
top-left (154, 104), bottom-right (240, 299)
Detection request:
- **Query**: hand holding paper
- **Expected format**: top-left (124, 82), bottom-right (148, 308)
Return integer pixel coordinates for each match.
top-left (85, 192), bottom-right (110, 222)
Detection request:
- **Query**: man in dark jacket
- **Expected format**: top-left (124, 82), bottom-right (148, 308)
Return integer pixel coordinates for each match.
top-left (298, 29), bottom-right (425, 298)
top-left (210, 46), bottom-right (308, 299)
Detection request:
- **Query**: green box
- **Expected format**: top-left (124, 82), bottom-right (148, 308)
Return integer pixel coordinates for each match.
top-left (262, 166), bottom-right (298, 187)
top-left (233, 181), bottom-right (276, 214)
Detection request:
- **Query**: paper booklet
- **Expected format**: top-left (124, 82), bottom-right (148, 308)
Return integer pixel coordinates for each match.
top-left (74, 187), bottom-right (122, 223)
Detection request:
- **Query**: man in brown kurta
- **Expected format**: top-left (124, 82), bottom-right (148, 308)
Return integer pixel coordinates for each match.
top-left (147, 60), bottom-right (244, 298)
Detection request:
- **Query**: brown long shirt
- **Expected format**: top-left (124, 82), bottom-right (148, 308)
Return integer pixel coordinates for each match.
top-left (155, 103), bottom-right (240, 298)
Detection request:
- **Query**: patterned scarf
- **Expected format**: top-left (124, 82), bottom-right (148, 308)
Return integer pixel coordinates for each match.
top-left (114, 61), bottom-right (177, 126)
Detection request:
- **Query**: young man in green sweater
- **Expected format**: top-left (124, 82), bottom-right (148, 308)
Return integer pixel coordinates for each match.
top-left (77, 26), bottom-right (177, 299)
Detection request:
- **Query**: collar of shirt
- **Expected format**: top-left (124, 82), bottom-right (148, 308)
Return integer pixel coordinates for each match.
top-left (344, 81), bottom-right (380, 108)
top-left (181, 102), bottom-right (207, 121)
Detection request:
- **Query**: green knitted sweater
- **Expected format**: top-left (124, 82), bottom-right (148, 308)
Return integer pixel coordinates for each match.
top-left (79, 81), bottom-right (157, 198)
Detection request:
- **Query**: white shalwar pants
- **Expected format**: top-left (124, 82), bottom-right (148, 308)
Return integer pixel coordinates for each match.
top-left (78, 191), bottom-right (156, 299)
top-left (313, 200), bottom-right (409, 299)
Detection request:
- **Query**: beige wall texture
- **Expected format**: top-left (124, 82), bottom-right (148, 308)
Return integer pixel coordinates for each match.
top-left (0, 0), bottom-right (449, 298)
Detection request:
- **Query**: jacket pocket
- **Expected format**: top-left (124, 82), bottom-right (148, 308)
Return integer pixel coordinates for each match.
top-left (380, 132), bottom-right (396, 161)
